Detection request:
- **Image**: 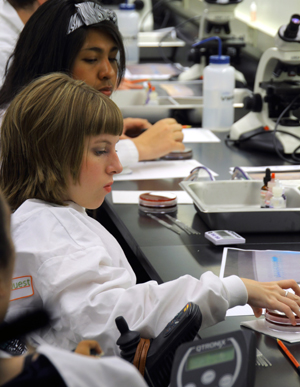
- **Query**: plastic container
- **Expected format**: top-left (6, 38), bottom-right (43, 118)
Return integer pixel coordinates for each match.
top-left (179, 180), bottom-right (300, 233)
top-left (202, 55), bottom-right (235, 131)
top-left (117, 4), bottom-right (139, 64)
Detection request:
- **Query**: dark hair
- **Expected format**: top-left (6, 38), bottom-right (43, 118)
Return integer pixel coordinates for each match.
top-left (0, 0), bottom-right (126, 108)
top-left (0, 189), bottom-right (13, 270)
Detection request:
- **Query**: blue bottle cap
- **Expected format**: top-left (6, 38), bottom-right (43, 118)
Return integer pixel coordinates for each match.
top-left (119, 3), bottom-right (135, 10)
top-left (209, 55), bottom-right (230, 64)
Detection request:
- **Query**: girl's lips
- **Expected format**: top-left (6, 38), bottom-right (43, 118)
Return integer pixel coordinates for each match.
top-left (99, 88), bottom-right (112, 97)
top-left (104, 182), bottom-right (113, 193)
top-left (104, 185), bottom-right (112, 193)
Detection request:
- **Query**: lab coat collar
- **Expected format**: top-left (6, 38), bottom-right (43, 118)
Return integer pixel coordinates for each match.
top-left (64, 201), bottom-right (87, 215)
top-left (13, 199), bottom-right (87, 219)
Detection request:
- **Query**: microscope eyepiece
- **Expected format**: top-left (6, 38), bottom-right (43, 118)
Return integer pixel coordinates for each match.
top-left (284, 14), bottom-right (300, 39)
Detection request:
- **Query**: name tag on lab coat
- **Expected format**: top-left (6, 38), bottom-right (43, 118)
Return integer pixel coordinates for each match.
top-left (10, 276), bottom-right (34, 301)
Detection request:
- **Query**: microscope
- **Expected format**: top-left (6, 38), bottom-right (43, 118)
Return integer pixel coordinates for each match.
top-left (179, 0), bottom-right (246, 83)
top-left (230, 14), bottom-right (300, 155)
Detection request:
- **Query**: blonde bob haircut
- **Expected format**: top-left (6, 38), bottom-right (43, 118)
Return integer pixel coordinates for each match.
top-left (0, 73), bottom-right (123, 211)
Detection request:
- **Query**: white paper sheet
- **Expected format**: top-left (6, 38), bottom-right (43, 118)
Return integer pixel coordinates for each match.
top-left (112, 190), bottom-right (193, 204)
top-left (183, 129), bottom-right (221, 143)
top-left (221, 248), bottom-right (300, 317)
top-left (241, 319), bottom-right (300, 343)
top-left (125, 62), bottom-right (181, 80)
top-left (113, 159), bottom-right (217, 181)
top-left (220, 247), bottom-right (300, 283)
top-left (226, 305), bottom-right (254, 317)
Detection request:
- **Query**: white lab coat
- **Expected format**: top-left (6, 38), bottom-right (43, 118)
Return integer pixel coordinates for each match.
top-left (37, 345), bottom-right (148, 387)
top-left (7, 199), bottom-right (248, 355)
top-left (0, 0), bottom-right (23, 84)
top-left (0, 348), bottom-right (148, 387)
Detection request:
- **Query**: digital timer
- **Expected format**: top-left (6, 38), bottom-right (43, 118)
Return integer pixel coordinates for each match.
top-left (170, 329), bottom-right (256, 387)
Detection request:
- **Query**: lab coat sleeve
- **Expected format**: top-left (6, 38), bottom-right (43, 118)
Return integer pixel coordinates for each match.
top-left (13, 204), bottom-right (247, 355)
top-left (37, 251), bottom-right (247, 355)
top-left (37, 345), bottom-right (148, 387)
top-left (0, 0), bottom-right (23, 85)
top-left (115, 139), bottom-right (139, 168)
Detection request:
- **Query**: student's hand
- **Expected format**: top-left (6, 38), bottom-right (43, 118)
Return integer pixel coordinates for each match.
top-left (74, 340), bottom-right (103, 357)
top-left (242, 278), bottom-right (300, 325)
top-left (131, 118), bottom-right (185, 161)
top-left (121, 117), bottom-right (152, 138)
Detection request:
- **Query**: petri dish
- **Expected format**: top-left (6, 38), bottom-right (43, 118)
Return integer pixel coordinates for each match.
top-left (160, 148), bottom-right (193, 160)
top-left (139, 192), bottom-right (177, 214)
top-left (265, 309), bottom-right (300, 333)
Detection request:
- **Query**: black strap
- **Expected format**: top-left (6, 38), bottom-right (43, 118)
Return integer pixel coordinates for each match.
top-left (23, 353), bottom-right (35, 368)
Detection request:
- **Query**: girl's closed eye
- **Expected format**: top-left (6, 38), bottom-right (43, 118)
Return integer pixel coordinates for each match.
top-left (93, 148), bottom-right (108, 156)
top-left (83, 58), bottom-right (98, 63)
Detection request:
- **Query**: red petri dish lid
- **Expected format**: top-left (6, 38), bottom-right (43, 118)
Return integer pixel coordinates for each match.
top-left (139, 192), bottom-right (177, 208)
top-left (265, 309), bottom-right (300, 326)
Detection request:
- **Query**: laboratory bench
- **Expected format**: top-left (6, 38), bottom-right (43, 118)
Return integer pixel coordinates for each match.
top-left (90, 130), bottom-right (300, 386)
top-left (95, 132), bottom-right (300, 282)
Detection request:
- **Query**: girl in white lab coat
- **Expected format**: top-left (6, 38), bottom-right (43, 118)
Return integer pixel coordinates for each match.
top-left (0, 183), bottom-right (148, 386)
top-left (1, 73), bottom-right (300, 358)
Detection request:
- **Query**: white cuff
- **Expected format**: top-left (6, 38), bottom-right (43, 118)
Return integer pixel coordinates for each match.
top-left (222, 275), bottom-right (248, 308)
top-left (116, 139), bottom-right (139, 168)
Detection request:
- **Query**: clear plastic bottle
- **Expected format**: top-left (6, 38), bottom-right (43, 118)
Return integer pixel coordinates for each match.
top-left (116, 4), bottom-right (139, 64)
top-left (202, 55), bottom-right (235, 131)
top-left (250, 1), bottom-right (257, 22)
top-left (267, 173), bottom-right (276, 193)
top-left (147, 87), bottom-right (159, 105)
top-left (270, 185), bottom-right (286, 209)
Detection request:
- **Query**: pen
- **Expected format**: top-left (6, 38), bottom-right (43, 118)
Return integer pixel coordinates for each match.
top-left (129, 78), bottom-right (149, 83)
top-left (277, 338), bottom-right (300, 372)
top-left (182, 125), bottom-right (192, 129)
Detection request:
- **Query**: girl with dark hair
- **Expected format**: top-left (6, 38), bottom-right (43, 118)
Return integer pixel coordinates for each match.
top-left (0, 0), bottom-right (185, 168)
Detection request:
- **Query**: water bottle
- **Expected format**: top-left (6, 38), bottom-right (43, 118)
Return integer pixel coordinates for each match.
top-left (202, 55), bottom-right (235, 131)
top-left (192, 36), bottom-right (235, 131)
top-left (116, 3), bottom-right (139, 64)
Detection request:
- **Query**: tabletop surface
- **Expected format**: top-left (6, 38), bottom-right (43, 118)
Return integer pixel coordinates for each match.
top-left (93, 130), bottom-right (300, 386)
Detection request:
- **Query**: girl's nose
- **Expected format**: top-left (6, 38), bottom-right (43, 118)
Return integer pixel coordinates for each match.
top-left (98, 58), bottom-right (115, 80)
top-left (107, 152), bottom-right (123, 175)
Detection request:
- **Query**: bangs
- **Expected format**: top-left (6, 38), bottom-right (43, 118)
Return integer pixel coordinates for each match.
top-left (83, 93), bottom-right (123, 137)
